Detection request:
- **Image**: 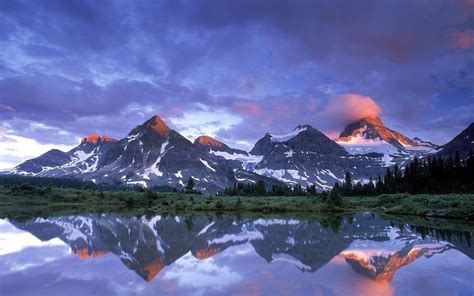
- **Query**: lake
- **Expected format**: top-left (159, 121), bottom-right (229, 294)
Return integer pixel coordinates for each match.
top-left (0, 212), bottom-right (472, 295)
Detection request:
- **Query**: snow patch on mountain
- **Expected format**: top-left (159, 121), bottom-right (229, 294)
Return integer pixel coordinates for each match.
top-left (198, 222), bottom-right (215, 236)
top-left (209, 225), bottom-right (263, 244)
top-left (272, 253), bottom-right (311, 271)
top-left (200, 158), bottom-right (216, 172)
top-left (142, 139), bottom-right (170, 179)
top-left (270, 126), bottom-right (307, 142)
top-left (336, 133), bottom-right (400, 155)
top-left (253, 168), bottom-right (297, 184)
top-left (210, 150), bottom-right (263, 165)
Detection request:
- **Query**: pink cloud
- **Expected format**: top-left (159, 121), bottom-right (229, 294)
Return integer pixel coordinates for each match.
top-left (324, 93), bottom-right (382, 124)
top-left (325, 130), bottom-right (341, 140)
top-left (451, 30), bottom-right (474, 49)
top-left (306, 103), bottom-right (317, 113)
top-left (168, 107), bottom-right (182, 116)
top-left (232, 101), bottom-right (262, 116)
top-left (271, 101), bottom-right (297, 117)
top-left (0, 104), bottom-right (16, 112)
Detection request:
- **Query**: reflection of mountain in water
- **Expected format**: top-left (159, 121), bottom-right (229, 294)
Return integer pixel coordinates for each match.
top-left (11, 213), bottom-right (473, 282)
top-left (341, 241), bottom-right (452, 281)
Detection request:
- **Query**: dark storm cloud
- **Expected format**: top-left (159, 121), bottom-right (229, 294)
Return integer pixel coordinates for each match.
top-left (0, 0), bottom-right (473, 152)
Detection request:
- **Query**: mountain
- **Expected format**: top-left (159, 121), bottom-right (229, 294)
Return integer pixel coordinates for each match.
top-left (89, 115), bottom-right (235, 192)
top-left (436, 123), bottom-right (474, 159)
top-left (10, 133), bottom-right (117, 176)
top-left (338, 117), bottom-right (416, 148)
top-left (336, 116), bottom-right (439, 152)
top-left (341, 241), bottom-right (451, 281)
top-left (9, 115), bottom-right (283, 193)
top-left (336, 117), bottom-right (439, 167)
top-left (242, 124), bottom-right (388, 189)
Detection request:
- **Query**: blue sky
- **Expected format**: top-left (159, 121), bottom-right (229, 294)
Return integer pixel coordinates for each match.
top-left (0, 0), bottom-right (473, 168)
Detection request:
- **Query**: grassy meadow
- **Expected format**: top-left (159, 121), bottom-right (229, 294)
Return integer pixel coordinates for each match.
top-left (0, 184), bottom-right (473, 222)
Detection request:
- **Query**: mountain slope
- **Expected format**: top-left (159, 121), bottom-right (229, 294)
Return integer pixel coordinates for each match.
top-left (436, 122), bottom-right (474, 159)
top-left (194, 135), bottom-right (262, 170)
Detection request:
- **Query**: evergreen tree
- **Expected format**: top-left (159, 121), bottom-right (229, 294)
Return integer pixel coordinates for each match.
top-left (185, 177), bottom-right (195, 193)
top-left (343, 171), bottom-right (353, 196)
top-left (329, 182), bottom-right (342, 206)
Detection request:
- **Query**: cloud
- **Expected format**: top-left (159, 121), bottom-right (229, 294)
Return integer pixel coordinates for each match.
top-left (0, 0), bottom-right (473, 155)
top-left (168, 104), bottom-right (243, 140)
top-left (0, 104), bottom-right (15, 112)
top-left (162, 252), bottom-right (242, 292)
top-left (0, 132), bottom-right (76, 170)
top-left (323, 94), bottom-right (382, 124)
top-left (232, 101), bottom-right (262, 116)
top-left (451, 30), bottom-right (474, 49)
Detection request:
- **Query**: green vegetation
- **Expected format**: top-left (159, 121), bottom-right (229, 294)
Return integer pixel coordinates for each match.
top-left (0, 183), bottom-right (473, 221)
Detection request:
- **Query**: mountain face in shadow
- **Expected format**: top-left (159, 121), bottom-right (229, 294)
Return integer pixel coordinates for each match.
top-left (10, 213), bottom-right (473, 282)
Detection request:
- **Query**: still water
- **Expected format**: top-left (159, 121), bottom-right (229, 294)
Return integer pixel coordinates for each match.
top-left (0, 213), bottom-right (472, 296)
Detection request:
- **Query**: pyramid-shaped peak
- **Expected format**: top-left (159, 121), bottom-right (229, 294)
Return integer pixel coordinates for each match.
top-left (356, 116), bottom-right (384, 126)
top-left (144, 115), bottom-right (170, 136)
top-left (338, 116), bottom-right (415, 146)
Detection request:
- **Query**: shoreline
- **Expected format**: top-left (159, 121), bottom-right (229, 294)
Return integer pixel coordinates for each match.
top-left (1, 186), bottom-right (473, 222)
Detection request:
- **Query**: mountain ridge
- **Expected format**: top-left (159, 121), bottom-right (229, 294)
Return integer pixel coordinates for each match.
top-left (6, 115), bottom-right (472, 193)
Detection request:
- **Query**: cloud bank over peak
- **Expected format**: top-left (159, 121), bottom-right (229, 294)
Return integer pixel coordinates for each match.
top-left (323, 94), bottom-right (382, 125)
top-left (0, 0), bottom-right (473, 167)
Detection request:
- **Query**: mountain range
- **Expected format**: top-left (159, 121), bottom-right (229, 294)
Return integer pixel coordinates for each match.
top-left (7, 115), bottom-right (473, 193)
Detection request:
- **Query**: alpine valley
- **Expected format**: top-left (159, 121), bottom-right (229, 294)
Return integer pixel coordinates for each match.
top-left (6, 115), bottom-right (474, 193)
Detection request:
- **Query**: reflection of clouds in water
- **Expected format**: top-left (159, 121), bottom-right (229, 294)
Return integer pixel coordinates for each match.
top-left (0, 219), bottom-right (66, 256)
top-left (393, 249), bottom-right (474, 296)
top-left (163, 251), bottom-right (242, 292)
top-left (220, 243), bottom-right (255, 258)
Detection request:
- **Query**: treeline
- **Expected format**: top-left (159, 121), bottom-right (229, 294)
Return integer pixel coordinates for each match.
top-left (222, 180), bottom-right (313, 196)
top-left (336, 152), bottom-right (474, 196)
top-left (0, 175), bottom-right (103, 190)
top-left (0, 175), bottom-right (177, 193)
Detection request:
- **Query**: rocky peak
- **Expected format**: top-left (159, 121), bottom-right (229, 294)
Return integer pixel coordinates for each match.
top-left (194, 135), bottom-right (225, 149)
top-left (81, 133), bottom-right (117, 144)
top-left (144, 115), bottom-right (170, 136)
top-left (82, 132), bottom-right (100, 144)
top-left (101, 133), bottom-right (118, 143)
top-left (338, 116), bottom-right (415, 147)
top-left (251, 124), bottom-right (347, 156)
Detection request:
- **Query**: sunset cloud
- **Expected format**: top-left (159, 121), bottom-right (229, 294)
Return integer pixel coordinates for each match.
top-left (0, 0), bottom-right (472, 161)
top-left (323, 94), bottom-right (382, 124)
top-left (232, 101), bottom-right (262, 116)
top-left (451, 30), bottom-right (474, 49)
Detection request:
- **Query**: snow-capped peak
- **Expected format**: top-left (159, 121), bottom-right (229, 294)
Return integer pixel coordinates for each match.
top-left (337, 117), bottom-right (415, 147)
